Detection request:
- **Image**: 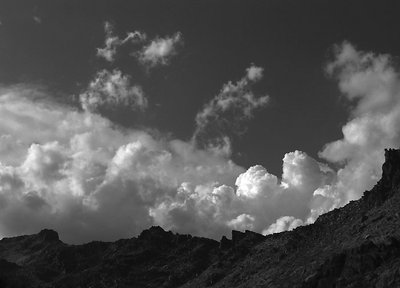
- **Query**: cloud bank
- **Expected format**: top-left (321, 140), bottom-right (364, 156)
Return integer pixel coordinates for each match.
top-left (0, 43), bottom-right (399, 244)
top-left (0, 86), bottom-right (244, 243)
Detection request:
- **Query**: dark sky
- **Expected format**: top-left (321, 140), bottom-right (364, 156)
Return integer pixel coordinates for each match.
top-left (0, 0), bottom-right (399, 175)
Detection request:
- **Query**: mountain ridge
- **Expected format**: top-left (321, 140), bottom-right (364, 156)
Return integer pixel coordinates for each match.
top-left (1, 149), bottom-right (400, 287)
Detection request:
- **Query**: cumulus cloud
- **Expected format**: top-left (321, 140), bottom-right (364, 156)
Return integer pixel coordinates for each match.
top-left (150, 150), bottom-right (333, 239)
top-left (0, 84), bottom-right (328, 242)
top-left (79, 69), bottom-right (147, 112)
top-left (153, 43), bottom-right (400, 237)
top-left (193, 64), bottom-right (269, 149)
top-left (0, 87), bottom-right (246, 243)
top-left (136, 32), bottom-right (183, 68)
top-left (97, 21), bottom-right (146, 62)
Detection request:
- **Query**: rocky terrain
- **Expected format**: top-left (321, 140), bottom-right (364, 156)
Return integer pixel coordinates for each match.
top-left (1, 149), bottom-right (400, 288)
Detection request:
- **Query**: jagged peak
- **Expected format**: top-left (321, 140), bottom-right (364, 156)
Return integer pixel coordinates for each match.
top-left (37, 229), bottom-right (59, 242)
top-left (138, 226), bottom-right (172, 241)
top-left (381, 148), bottom-right (400, 189)
top-left (362, 148), bottom-right (400, 206)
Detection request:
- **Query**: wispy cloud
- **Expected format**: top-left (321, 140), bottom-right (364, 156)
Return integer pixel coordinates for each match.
top-left (192, 64), bottom-right (269, 150)
top-left (96, 21), bottom-right (183, 68)
top-left (97, 21), bottom-right (146, 62)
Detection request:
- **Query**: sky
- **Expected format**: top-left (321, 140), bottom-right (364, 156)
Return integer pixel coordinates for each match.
top-left (0, 0), bottom-right (399, 243)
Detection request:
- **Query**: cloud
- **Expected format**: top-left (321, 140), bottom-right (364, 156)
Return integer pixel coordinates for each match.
top-left (79, 69), bottom-right (147, 112)
top-left (154, 43), bottom-right (400, 238)
top-left (235, 165), bottom-right (279, 199)
top-left (96, 22), bottom-right (182, 68)
top-left (262, 216), bottom-right (303, 235)
top-left (192, 64), bottom-right (269, 149)
top-left (150, 150), bottom-right (332, 239)
top-left (97, 21), bottom-right (146, 62)
top-left (33, 16), bottom-right (41, 24)
top-left (136, 32), bottom-right (183, 68)
top-left (305, 42), bottom-right (400, 222)
top-left (0, 87), bottom-right (246, 243)
top-left (0, 84), bottom-right (326, 242)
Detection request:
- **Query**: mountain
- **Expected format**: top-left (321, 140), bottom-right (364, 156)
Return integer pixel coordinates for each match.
top-left (1, 149), bottom-right (400, 288)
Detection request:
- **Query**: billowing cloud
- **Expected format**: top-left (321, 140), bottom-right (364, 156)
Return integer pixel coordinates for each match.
top-left (79, 69), bottom-right (147, 112)
top-left (150, 150), bottom-right (332, 239)
top-left (0, 87), bottom-right (245, 243)
top-left (151, 43), bottom-right (400, 238)
top-left (136, 32), bottom-right (183, 68)
top-left (97, 21), bottom-right (146, 62)
top-left (0, 85), bottom-right (326, 242)
top-left (193, 64), bottom-right (269, 149)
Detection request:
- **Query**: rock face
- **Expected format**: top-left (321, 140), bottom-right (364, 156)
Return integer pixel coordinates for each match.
top-left (1, 149), bottom-right (400, 287)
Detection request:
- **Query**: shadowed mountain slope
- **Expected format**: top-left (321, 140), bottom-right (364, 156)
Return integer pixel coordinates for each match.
top-left (1, 149), bottom-right (400, 288)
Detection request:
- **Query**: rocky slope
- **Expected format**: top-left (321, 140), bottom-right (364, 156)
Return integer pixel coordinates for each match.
top-left (1, 149), bottom-right (400, 288)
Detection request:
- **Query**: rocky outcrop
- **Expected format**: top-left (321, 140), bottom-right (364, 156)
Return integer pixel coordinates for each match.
top-left (1, 149), bottom-right (400, 287)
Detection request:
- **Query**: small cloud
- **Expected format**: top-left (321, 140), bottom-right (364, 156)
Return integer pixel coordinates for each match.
top-left (97, 21), bottom-right (146, 62)
top-left (79, 69), bottom-right (147, 112)
top-left (33, 16), bottom-right (42, 24)
top-left (246, 65), bottom-right (264, 81)
top-left (262, 216), bottom-right (303, 235)
top-left (136, 32), bottom-right (183, 68)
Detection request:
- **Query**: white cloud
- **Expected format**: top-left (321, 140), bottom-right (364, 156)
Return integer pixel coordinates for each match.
top-left (151, 40), bottom-right (400, 239)
top-left (137, 32), bottom-right (183, 68)
top-left (309, 42), bottom-right (400, 221)
top-left (193, 64), bottom-right (269, 148)
top-left (0, 88), bottom-right (326, 242)
top-left (96, 22), bottom-right (182, 68)
top-left (0, 87), bottom-right (246, 243)
top-left (79, 69), bottom-right (147, 112)
top-left (227, 214), bottom-right (255, 231)
top-left (246, 65), bottom-right (264, 81)
top-left (97, 21), bottom-right (146, 62)
top-left (150, 150), bottom-right (330, 239)
top-left (262, 216), bottom-right (303, 235)
top-left (21, 141), bottom-right (68, 185)
top-left (235, 165), bottom-right (279, 199)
